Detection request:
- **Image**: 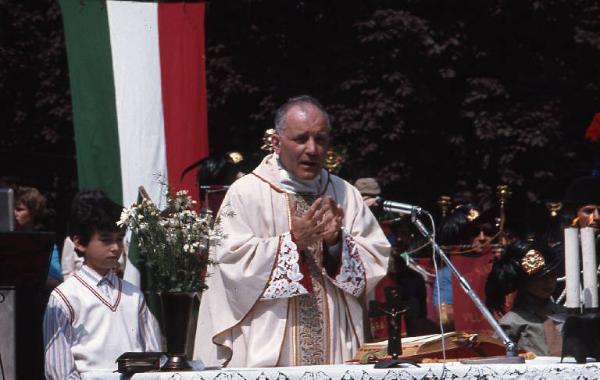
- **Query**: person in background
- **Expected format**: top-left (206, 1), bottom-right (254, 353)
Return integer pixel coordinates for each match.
top-left (433, 204), bottom-right (480, 330)
top-left (552, 175), bottom-right (600, 302)
top-left (60, 236), bottom-right (83, 280)
top-left (354, 177), bottom-right (381, 208)
top-left (485, 239), bottom-right (564, 356)
top-left (563, 176), bottom-right (600, 230)
top-left (434, 204), bottom-right (504, 331)
top-left (14, 187), bottom-right (62, 286)
top-left (43, 190), bottom-right (161, 379)
top-left (191, 151), bottom-right (247, 214)
top-left (354, 177), bottom-right (394, 340)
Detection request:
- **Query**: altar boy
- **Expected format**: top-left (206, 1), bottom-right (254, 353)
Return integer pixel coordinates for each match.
top-left (43, 190), bottom-right (161, 379)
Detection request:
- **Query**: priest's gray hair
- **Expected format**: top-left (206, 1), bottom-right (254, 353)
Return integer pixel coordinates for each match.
top-left (274, 95), bottom-right (332, 134)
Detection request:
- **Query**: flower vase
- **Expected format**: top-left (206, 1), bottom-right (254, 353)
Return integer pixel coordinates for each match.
top-left (159, 292), bottom-right (197, 371)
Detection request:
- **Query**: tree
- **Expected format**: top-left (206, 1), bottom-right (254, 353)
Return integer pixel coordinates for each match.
top-left (3, 0), bottom-right (599, 237)
top-left (0, 0), bottom-right (76, 235)
top-left (204, 0), bottom-right (600, 234)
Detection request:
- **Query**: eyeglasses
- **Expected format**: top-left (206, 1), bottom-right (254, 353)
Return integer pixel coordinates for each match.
top-left (468, 226), bottom-right (496, 238)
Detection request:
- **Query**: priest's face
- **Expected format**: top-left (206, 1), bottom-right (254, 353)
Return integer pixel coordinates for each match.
top-left (272, 104), bottom-right (329, 180)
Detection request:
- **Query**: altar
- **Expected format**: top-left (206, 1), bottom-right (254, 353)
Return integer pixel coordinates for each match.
top-left (82, 357), bottom-right (600, 380)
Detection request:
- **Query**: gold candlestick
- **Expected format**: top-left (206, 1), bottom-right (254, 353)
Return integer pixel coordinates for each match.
top-left (437, 195), bottom-right (451, 218)
top-left (261, 128), bottom-right (276, 153)
top-left (545, 201), bottom-right (562, 218)
top-left (325, 147), bottom-right (345, 174)
top-left (496, 185), bottom-right (511, 234)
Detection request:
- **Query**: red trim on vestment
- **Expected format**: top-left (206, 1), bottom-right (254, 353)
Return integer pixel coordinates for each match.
top-left (298, 254), bottom-right (314, 293)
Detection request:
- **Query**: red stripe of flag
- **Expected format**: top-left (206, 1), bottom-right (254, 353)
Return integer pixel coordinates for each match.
top-left (158, 2), bottom-right (209, 201)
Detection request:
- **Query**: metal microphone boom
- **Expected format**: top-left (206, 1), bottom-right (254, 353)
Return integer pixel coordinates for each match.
top-left (382, 200), bottom-right (424, 216)
top-left (383, 201), bottom-right (523, 363)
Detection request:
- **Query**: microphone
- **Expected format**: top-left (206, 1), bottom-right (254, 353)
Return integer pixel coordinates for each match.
top-left (382, 200), bottom-right (424, 215)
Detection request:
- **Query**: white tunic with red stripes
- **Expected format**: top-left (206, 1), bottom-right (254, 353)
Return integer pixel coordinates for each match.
top-left (43, 265), bottom-right (161, 379)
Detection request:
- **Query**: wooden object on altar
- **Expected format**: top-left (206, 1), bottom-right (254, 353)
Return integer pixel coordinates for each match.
top-left (354, 332), bottom-right (510, 364)
top-left (116, 352), bottom-right (165, 374)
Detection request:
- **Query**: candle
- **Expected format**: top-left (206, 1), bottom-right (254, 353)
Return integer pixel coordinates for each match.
top-left (564, 228), bottom-right (581, 309)
top-left (580, 227), bottom-right (598, 309)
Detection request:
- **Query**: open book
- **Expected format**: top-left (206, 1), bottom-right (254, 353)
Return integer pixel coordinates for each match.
top-left (354, 332), bottom-right (509, 363)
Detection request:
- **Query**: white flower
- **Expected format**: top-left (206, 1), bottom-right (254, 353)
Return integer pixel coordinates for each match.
top-left (118, 181), bottom-right (222, 291)
top-left (117, 208), bottom-right (132, 227)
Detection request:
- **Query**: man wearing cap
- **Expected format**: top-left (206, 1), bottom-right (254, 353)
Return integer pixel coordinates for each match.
top-left (564, 176), bottom-right (600, 229)
top-left (354, 177), bottom-right (381, 208)
top-left (193, 96), bottom-right (390, 367)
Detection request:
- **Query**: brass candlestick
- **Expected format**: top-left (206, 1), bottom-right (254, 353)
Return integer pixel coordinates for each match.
top-left (325, 147), bottom-right (345, 174)
top-left (545, 201), bottom-right (562, 217)
top-left (261, 128), bottom-right (276, 153)
top-left (437, 195), bottom-right (451, 218)
top-left (226, 151), bottom-right (244, 164)
top-left (496, 185), bottom-right (511, 233)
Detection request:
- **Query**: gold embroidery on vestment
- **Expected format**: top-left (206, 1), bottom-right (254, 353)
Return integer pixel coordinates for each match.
top-left (289, 194), bottom-right (327, 365)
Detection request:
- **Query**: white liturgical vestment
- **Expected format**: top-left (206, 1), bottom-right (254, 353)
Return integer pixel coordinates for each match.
top-left (193, 154), bottom-right (390, 367)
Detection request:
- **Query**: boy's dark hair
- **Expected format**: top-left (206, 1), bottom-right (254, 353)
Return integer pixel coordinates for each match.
top-left (68, 190), bottom-right (123, 246)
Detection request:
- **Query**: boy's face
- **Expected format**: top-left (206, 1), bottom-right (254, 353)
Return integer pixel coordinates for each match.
top-left (73, 231), bottom-right (125, 276)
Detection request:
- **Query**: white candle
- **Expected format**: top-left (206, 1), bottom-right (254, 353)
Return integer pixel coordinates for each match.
top-left (580, 227), bottom-right (598, 309)
top-left (564, 228), bottom-right (581, 309)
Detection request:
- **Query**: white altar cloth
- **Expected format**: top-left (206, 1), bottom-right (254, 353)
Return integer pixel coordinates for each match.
top-left (82, 357), bottom-right (600, 380)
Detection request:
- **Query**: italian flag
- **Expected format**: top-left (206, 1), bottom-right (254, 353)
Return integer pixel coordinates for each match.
top-left (59, 0), bottom-right (209, 286)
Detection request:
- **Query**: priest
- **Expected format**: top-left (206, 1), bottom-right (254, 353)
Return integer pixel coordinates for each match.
top-left (193, 95), bottom-right (390, 367)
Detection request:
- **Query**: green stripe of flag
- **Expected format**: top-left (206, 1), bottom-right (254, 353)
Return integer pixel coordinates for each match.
top-left (59, 0), bottom-right (123, 204)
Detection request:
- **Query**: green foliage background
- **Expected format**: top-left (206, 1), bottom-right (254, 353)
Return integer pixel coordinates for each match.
top-left (2, 0), bottom-right (600, 236)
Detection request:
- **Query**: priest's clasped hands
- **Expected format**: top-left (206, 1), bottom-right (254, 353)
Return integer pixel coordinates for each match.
top-left (291, 196), bottom-right (344, 252)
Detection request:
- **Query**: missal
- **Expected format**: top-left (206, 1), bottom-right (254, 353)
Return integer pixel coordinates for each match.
top-left (354, 332), bottom-right (516, 363)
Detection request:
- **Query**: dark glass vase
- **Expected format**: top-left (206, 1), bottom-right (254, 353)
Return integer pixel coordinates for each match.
top-left (159, 292), bottom-right (197, 371)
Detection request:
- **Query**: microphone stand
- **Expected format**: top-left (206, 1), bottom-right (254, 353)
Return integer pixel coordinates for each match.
top-left (408, 209), bottom-right (524, 364)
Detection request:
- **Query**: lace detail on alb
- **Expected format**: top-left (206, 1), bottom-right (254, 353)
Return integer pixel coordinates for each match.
top-left (326, 232), bottom-right (366, 297)
top-left (261, 232), bottom-right (309, 300)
